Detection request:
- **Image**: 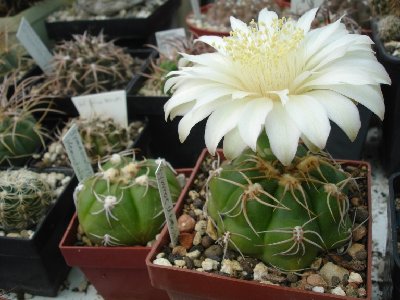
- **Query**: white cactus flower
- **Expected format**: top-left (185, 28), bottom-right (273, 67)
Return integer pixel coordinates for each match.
top-left (164, 8), bottom-right (390, 165)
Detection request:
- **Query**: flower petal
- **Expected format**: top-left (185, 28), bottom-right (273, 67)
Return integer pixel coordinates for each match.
top-left (196, 35), bottom-right (226, 53)
top-left (265, 104), bottom-right (301, 166)
top-left (306, 90), bottom-right (361, 141)
top-left (178, 97), bottom-right (230, 142)
top-left (205, 100), bottom-right (245, 155)
top-left (285, 94), bottom-right (331, 149)
top-left (238, 98), bottom-right (273, 150)
top-left (319, 84), bottom-right (385, 120)
top-left (230, 16), bottom-right (249, 32)
top-left (258, 8), bottom-right (278, 29)
top-left (296, 7), bottom-right (318, 33)
top-left (223, 127), bottom-right (248, 160)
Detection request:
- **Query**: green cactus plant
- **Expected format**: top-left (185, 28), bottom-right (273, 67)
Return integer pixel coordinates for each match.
top-left (0, 168), bottom-right (52, 231)
top-left (39, 116), bottom-right (144, 168)
top-left (207, 134), bottom-right (354, 271)
top-left (75, 152), bottom-right (182, 246)
top-left (45, 32), bottom-right (142, 97)
top-left (0, 73), bottom-right (50, 166)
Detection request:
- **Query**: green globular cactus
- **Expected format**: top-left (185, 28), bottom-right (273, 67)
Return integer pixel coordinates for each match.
top-left (207, 134), bottom-right (353, 271)
top-left (0, 74), bottom-right (49, 166)
top-left (75, 152), bottom-right (182, 246)
top-left (0, 169), bottom-right (52, 231)
top-left (46, 32), bottom-right (140, 96)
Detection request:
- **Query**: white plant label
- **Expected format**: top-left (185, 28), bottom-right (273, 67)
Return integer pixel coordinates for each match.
top-left (62, 124), bottom-right (94, 182)
top-left (155, 28), bottom-right (186, 60)
top-left (190, 0), bottom-right (202, 22)
top-left (291, 0), bottom-right (324, 14)
top-left (155, 159), bottom-right (179, 246)
top-left (72, 90), bottom-right (128, 127)
top-left (16, 18), bottom-right (53, 75)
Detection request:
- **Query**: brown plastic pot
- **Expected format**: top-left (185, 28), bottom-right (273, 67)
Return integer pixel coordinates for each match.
top-left (275, 0), bottom-right (290, 8)
top-left (146, 148), bottom-right (373, 300)
top-left (59, 168), bottom-right (193, 300)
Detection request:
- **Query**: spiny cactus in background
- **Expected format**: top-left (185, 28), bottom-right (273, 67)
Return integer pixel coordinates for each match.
top-left (76, 0), bottom-right (143, 16)
top-left (46, 32), bottom-right (141, 96)
top-left (39, 116), bottom-right (144, 167)
top-left (75, 152), bottom-right (182, 246)
top-left (377, 15), bottom-right (400, 42)
top-left (0, 169), bottom-right (52, 231)
top-left (207, 134), bottom-right (355, 271)
top-left (204, 0), bottom-right (281, 31)
top-left (0, 0), bottom-right (42, 17)
top-left (371, 0), bottom-right (400, 17)
top-left (0, 73), bottom-right (51, 166)
top-left (140, 36), bottom-right (215, 96)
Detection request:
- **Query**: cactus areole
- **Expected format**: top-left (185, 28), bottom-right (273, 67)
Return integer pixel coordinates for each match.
top-left (207, 134), bottom-right (354, 271)
top-left (75, 153), bottom-right (182, 246)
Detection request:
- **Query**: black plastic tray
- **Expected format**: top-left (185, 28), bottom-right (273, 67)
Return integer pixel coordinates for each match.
top-left (372, 20), bottom-right (400, 175)
top-left (0, 167), bottom-right (77, 297)
top-left (388, 172), bottom-right (400, 299)
top-left (45, 0), bottom-right (180, 42)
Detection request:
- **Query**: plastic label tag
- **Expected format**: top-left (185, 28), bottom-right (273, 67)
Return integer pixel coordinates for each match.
top-left (155, 159), bottom-right (179, 246)
top-left (72, 90), bottom-right (128, 127)
top-left (16, 18), bottom-right (53, 75)
top-left (291, 0), bottom-right (324, 14)
top-left (62, 123), bottom-right (94, 182)
top-left (155, 28), bottom-right (186, 60)
top-left (190, 0), bottom-right (202, 22)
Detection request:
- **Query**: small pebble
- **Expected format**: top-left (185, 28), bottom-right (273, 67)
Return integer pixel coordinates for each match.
top-left (206, 218), bottom-right (218, 240)
top-left (195, 220), bottom-right (207, 234)
top-left (253, 262), bottom-right (268, 281)
top-left (183, 257), bottom-right (194, 269)
top-left (6, 232), bottom-right (21, 238)
top-left (177, 214), bottom-right (196, 233)
top-left (319, 262), bottom-right (349, 285)
top-left (193, 231), bottom-right (202, 245)
top-left (312, 286), bottom-right (325, 293)
top-left (186, 250), bottom-right (201, 259)
top-left (172, 246), bottom-right (187, 256)
top-left (354, 206), bottom-right (369, 223)
top-left (156, 252), bottom-right (165, 259)
top-left (331, 276), bottom-right (341, 286)
top-left (201, 235), bottom-right (214, 248)
top-left (352, 225), bottom-right (367, 242)
top-left (307, 274), bottom-right (327, 288)
top-left (286, 273), bottom-right (298, 283)
top-left (347, 243), bottom-right (365, 259)
top-left (153, 258), bottom-right (172, 267)
top-left (331, 286), bottom-right (346, 296)
top-left (193, 198), bottom-right (203, 208)
top-left (202, 258), bottom-right (219, 271)
top-left (220, 259), bottom-right (242, 275)
top-left (345, 285), bottom-right (358, 297)
top-left (174, 260), bottom-right (186, 267)
top-left (358, 287), bottom-right (367, 297)
top-left (204, 245), bottom-right (223, 260)
top-left (348, 272), bottom-right (363, 284)
top-left (178, 232), bottom-right (195, 250)
top-left (193, 259), bottom-right (203, 268)
top-left (310, 257), bottom-right (322, 270)
top-left (0, 231), bottom-right (4, 237)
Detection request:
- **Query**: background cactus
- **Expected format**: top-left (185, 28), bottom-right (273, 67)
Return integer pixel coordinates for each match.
top-left (0, 169), bottom-right (52, 231)
top-left (377, 14), bottom-right (400, 42)
top-left (38, 116), bottom-right (145, 168)
top-left (207, 134), bottom-right (354, 271)
top-left (45, 32), bottom-right (142, 96)
top-left (75, 152), bottom-right (182, 246)
top-left (0, 73), bottom-right (50, 166)
top-left (371, 0), bottom-right (400, 17)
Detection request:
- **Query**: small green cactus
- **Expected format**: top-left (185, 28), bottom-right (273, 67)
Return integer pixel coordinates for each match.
top-left (0, 74), bottom-right (50, 166)
top-left (75, 152), bottom-right (182, 246)
top-left (0, 169), bottom-right (52, 231)
top-left (39, 116), bottom-right (144, 167)
top-left (207, 134), bottom-right (354, 271)
top-left (46, 32), bottom-right (141, 96)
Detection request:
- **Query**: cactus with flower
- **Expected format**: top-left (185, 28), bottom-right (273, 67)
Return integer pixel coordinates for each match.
top-left (164, 8), bottom-right (389, 270)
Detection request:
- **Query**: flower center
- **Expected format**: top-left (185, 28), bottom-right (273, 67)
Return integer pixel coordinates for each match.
top-left (221, 18), bottom-right (304, 96)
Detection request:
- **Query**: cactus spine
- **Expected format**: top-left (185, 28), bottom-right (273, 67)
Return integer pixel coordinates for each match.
top-left (207, 134), bottom-right (353, 271)
top-left (75, 152), bottom-right (182, 246)
top-left (0, 74), bottom-right (49, 166)
top-left (0, 169), bottom-right (52, 231)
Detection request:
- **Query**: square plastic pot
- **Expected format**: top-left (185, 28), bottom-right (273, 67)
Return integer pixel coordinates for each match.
top-left (0, 167), bottom-right (77, 297)
top-left (372, 20), bottom-right (400, 175)
top-left (146, 148), bottom-right (373, 300)
top-left (59, 168), bottom-right (192, 300)
top-left (45, 0), bottom-right (180, 42)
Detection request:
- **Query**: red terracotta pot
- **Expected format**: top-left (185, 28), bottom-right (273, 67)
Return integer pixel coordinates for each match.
top-left (185, 4), bottom-right (230, 38)
top-left (146, 149), bottom-right (373, 300)
top-left (59, 168), bottom-right (193, 300)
